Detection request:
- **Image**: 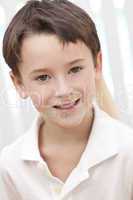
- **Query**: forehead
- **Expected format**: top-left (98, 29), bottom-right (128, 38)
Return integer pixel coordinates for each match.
top-left (20, 34), bottom-right (92, 73)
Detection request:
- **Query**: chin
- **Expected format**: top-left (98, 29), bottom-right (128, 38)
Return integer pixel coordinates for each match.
top-left (51, 111), bottom-right (86, 129)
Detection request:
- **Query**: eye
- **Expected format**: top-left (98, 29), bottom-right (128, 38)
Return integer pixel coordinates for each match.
top-left (68, 66), bottom-right (83, 74)
top-left (35, 74), bottom-right (51, 82)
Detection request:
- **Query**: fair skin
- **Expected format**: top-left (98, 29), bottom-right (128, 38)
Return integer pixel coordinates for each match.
top-left (11, 34), bottom-right (102, 182)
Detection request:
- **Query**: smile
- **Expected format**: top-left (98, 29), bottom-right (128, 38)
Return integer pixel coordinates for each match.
top-left (53, 98), bottom-right (80, 110)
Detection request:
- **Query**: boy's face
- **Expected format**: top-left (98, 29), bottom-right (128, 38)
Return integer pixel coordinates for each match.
top-left (11, 34), bottom-right (102, 128)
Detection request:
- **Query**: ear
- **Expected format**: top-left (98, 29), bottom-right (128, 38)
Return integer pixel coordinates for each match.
top-left (9, 71), bottom-right (28, 99)
top-left (95, 51), bottom-right (102, 80)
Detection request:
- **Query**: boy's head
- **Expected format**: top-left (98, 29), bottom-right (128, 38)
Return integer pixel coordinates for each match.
top-left (3, 0), bottom-right (101, 77)
top-left (2, 0), bottom-right (102, 128)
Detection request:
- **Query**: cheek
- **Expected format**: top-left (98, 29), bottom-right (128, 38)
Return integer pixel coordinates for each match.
top-left (28, 88), bottom-right (53, 112)
top-left (82, 71), bottom-right (96, 93)
top-left (30, 93), bottom-right (44, 110)
top-left (83, 81), bottom-right (95, 102)
top-left (81, 73), bottom-right (96, 107)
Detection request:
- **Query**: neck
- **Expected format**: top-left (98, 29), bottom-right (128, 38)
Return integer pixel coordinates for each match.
top-left (39, 108), bottom-right (95, 149)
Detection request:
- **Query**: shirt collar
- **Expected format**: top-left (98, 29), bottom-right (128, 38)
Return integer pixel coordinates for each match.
top-left (21, 113), bottom-right (44, 162)
top-left (78, 102), bottom-right (119, 170)
top-left (21, 103), bottom-right (119, 169)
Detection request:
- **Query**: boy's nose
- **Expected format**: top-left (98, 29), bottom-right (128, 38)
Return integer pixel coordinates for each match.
top-left (55, 77), bottom-right (72, 98)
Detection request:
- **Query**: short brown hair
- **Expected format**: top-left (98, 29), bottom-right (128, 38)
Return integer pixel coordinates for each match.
top-left (3, 0), bottom-right (101, 76)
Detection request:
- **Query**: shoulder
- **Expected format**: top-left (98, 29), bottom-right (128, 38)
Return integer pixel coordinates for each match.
top-left (102, 109), bottom-right (133, 153)
top-left (0, 115), bottom-right (39, 169)
top-left (0, 133), bottom-right (28, 171)
top-left (99, 107), bottom-right (133, 135)
top-left (99, 111), bottom-right (133, 180)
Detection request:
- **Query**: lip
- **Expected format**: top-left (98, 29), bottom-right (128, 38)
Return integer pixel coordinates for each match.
top-left (53, 98), bottom-right (80, 110)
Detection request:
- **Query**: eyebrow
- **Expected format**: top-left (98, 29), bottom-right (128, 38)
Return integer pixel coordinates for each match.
top-left (30, 58), bottom-right (85, 75)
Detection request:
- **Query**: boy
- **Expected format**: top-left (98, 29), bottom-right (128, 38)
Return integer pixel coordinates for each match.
top-left (0, 0), bottom-right (133, 199)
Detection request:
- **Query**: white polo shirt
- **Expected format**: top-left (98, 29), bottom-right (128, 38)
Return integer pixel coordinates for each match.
top-left (1, 105), bottom-right (133, 200)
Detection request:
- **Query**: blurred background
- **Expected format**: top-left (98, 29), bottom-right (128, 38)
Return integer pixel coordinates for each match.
top-left (0, 0), bottom-right (133, 151)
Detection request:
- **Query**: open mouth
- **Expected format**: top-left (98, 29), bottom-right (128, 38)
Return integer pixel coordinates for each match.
top-left (53, 98), bottom-right (80, 110)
